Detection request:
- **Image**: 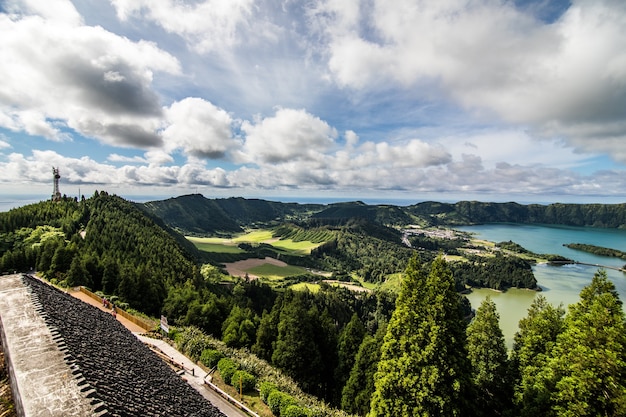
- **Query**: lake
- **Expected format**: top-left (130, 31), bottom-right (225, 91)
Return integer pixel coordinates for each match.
top-left (456, 223), bottom-right (626, 349)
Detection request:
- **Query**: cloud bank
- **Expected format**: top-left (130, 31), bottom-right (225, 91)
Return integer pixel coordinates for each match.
top-left (0, 0), bottom-right (625, 202)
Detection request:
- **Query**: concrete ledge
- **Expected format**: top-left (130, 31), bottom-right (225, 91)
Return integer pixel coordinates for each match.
top-left (0, 274), bottom-right (102, 416)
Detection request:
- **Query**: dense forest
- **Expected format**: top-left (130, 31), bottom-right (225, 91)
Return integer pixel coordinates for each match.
top-left (408, 200), bottom-right (626, 228)
top-left (2, 193), bottom-right (625, 416)
top-left (141, 195), bottom-right (626, 231)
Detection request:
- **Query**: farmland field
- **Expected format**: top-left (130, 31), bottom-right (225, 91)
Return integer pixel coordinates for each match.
top-left (245, 263), bottom-right (309, 279)
top-left (187, 229), bottom-right (321, 256)
top-left (186, 237), bottom-right (245, 253)
top-left (269, 239), bottom-right (322, 255)
top-left (232, 230), bottom-right (274, 243)
top-left (290, 282), bottom-right (320, 292)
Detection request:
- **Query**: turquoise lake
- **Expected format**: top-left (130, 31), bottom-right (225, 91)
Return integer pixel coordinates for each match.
top-left (456, 223), bottom-right (626, 349)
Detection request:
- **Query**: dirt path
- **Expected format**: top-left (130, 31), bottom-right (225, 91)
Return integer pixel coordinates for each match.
top-left (69, 290), bottom-right (147, 333)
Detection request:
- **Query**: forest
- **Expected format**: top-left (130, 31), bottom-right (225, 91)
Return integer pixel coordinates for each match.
top-left (408, 200), bottom-right (626, 228)
top-left (1, 193), bottom-right (625, 416)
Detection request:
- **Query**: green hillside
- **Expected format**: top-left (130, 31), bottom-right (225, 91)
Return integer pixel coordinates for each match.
top-left (3, 194), bottom-right (625, 416)
top-left (408, 200), bottom-right (626, 228)
top-left (141, 194), bottom-right (324, 235)
top-left (0, 192), bottom-right (199, 315)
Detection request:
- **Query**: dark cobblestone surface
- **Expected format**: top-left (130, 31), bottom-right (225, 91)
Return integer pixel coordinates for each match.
top-left (23, 275), bottom-right (225, 417)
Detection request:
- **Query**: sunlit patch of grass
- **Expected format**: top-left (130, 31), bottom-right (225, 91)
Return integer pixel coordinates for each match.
top-left (246, 263), bottom-right (308, 278)
top-left (379, 273), bottom-right (403, 293)
top-left (186, 237), bottom-right (245, 253)
top-left (233, 230), bottom-right (274, 243)
top-left (290, 282), bottom-right (320, 293)
top-left (270, 239), bottom-right (322, 255)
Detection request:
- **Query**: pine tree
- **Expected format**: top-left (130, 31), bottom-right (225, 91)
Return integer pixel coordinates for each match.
top-left (334, 313), bottom-right (367, 405)
top-left (511, 295), bottom-right (565, 417)
top-left (547, 270), bottom-right (626, 416)
top-left (271, 291), bottom-right (324, 395)
top-left (369, 255), bottom-right (472, 416)
top-left (341, 324), bottom-right (386, 416)
top-left (466, 297), bottom-right (512, 416)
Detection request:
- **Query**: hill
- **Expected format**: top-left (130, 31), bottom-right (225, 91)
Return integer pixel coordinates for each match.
top-left (141, 194), bottom-right (324, 235)
top-left (311, 201), bottom-right (417, 226)
top-left (143, 196), bottom-right (626, 234)
top-left (0, 192), bottom-right (200, 315)
top-left (408, 200), bottom-right (626, 228)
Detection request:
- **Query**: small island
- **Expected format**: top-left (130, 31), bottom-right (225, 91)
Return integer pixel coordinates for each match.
top-left (564, 243), bottom-right (626, 260)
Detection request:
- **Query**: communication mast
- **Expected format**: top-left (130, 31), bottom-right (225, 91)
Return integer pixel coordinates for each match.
top-left (52, 167), bottom-right (61, 201)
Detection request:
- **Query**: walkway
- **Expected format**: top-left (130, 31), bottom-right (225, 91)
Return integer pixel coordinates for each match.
top-left (70, 289), bottom-right (146, 333)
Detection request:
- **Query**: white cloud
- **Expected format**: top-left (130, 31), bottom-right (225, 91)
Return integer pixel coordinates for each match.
top-left (309, 0), bottom-right (626, 162)
top-left (111, 0), bottom-right (256, 54)
top-left (0, 137), bottom-right (10, 150)
top-left (3, 0), bottom-right (83, 25)
top-left (162, 98), bottom-right (238, 159)
top-left (0, 12), bottom-right (181, 147)
top-left (3, 146), bottom-right (626, 200)
top-left (239, 108), bottom-right (338, 164)
top-left (107, 154), bottom-right (148, 164)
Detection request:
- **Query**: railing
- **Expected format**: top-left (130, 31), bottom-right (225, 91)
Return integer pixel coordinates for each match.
top-left (203, 374), bottom-right (260, 417)
top-left (78, 286), bottom-right (155, 332)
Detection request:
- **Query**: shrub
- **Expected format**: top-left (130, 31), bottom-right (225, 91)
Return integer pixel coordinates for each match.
top-left (217, 357), bottom-right (238, 384)
top-left (259, 380), bottom-right (278, 403)
top-left (185, 336), bottom-right (211, 361)
top-left (200, 348), bottom-right (224, 369)
top-left (282, 405), bottom-right (309, 417)
top-left (230, 370), bottom-right (256, 392)
top-left (267, 390), bottom-right (297, 417)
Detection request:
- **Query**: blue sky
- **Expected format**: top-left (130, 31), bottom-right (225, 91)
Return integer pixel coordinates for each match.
top-left (1, 0), bottom-right (626, 204)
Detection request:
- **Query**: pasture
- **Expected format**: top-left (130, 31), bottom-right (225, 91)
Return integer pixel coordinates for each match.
top-left (185, 237), bottom-right (245, 253)
top-left (187, 229), bottom-right (322, 256)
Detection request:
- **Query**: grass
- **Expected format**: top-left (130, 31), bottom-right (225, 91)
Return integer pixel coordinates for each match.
top-left (187, 230), bottom-right (322, 256)
top-left (246, 263), bottom-right (309, 279)
top-left (290, 282), bottom-right (321, 293)
top-left (378, 273), bottom-right (403, 293)
top-left (269, 239), bottom-right (322, 255)
top-left (232, 230), bottom-right (274, 243)
top-left (187, 240), bottom-right (245, 254)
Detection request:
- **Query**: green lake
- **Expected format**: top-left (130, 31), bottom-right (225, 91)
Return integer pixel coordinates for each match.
top-left (456, 223), bottom-right (626, 349)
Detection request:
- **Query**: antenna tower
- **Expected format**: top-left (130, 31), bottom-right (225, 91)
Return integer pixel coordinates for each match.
top-left (52, 167), bottom-right (61, 201)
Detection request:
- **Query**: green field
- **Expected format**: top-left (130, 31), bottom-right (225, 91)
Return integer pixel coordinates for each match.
top-left (232, 230), bottom-right (274, 243)
top-left (187, 229), bottom-right (322, 256)
top-left (270, 239), bottom-right (322, 255)
top-left (246, 263), bottom-right (309, 279)
top-left (290, 282), bottom-right (320, 293)
top-left (186, 237), bottom-right (245, 253)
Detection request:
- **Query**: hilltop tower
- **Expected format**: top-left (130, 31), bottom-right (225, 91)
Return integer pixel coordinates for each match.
top-left (52, 167), bottom-right (61, 201)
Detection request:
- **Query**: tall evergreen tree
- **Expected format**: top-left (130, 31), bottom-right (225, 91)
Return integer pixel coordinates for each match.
top-left (546, 270), bottom-right (626, 416)
top-left (369, 255), bottom-right (472, 416)
top-left (334, 313), bottom-right (367, 405)
top-left (272, 291), bottom-right (324, 396)
top-left (341, 324), bottom-right (386, 416)
top-left (511, 295), bottom-right (565, 417)
top-left (466, 297), bottom-right (512, 416)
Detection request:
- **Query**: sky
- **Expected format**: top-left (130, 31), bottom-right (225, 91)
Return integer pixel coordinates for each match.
top-left (1, 0), bottom-right (626, 205)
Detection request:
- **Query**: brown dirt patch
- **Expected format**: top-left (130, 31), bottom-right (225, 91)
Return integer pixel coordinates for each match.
top-left (224, 257), bottom-right (288, 279)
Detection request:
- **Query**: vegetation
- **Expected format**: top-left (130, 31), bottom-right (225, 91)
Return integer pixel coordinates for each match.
top-left (408, 200), bottom-right (626, 228)
top-left (3, 194), bottom-right (626, 416)
top-left (450, 253), bottom-right (538, 290)
top-left (466, 297), bottom-right (512, 416)
top-left (370, 256), bottom-right (472, 416)
top-left (564, 242), bottom-right (626, 260)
